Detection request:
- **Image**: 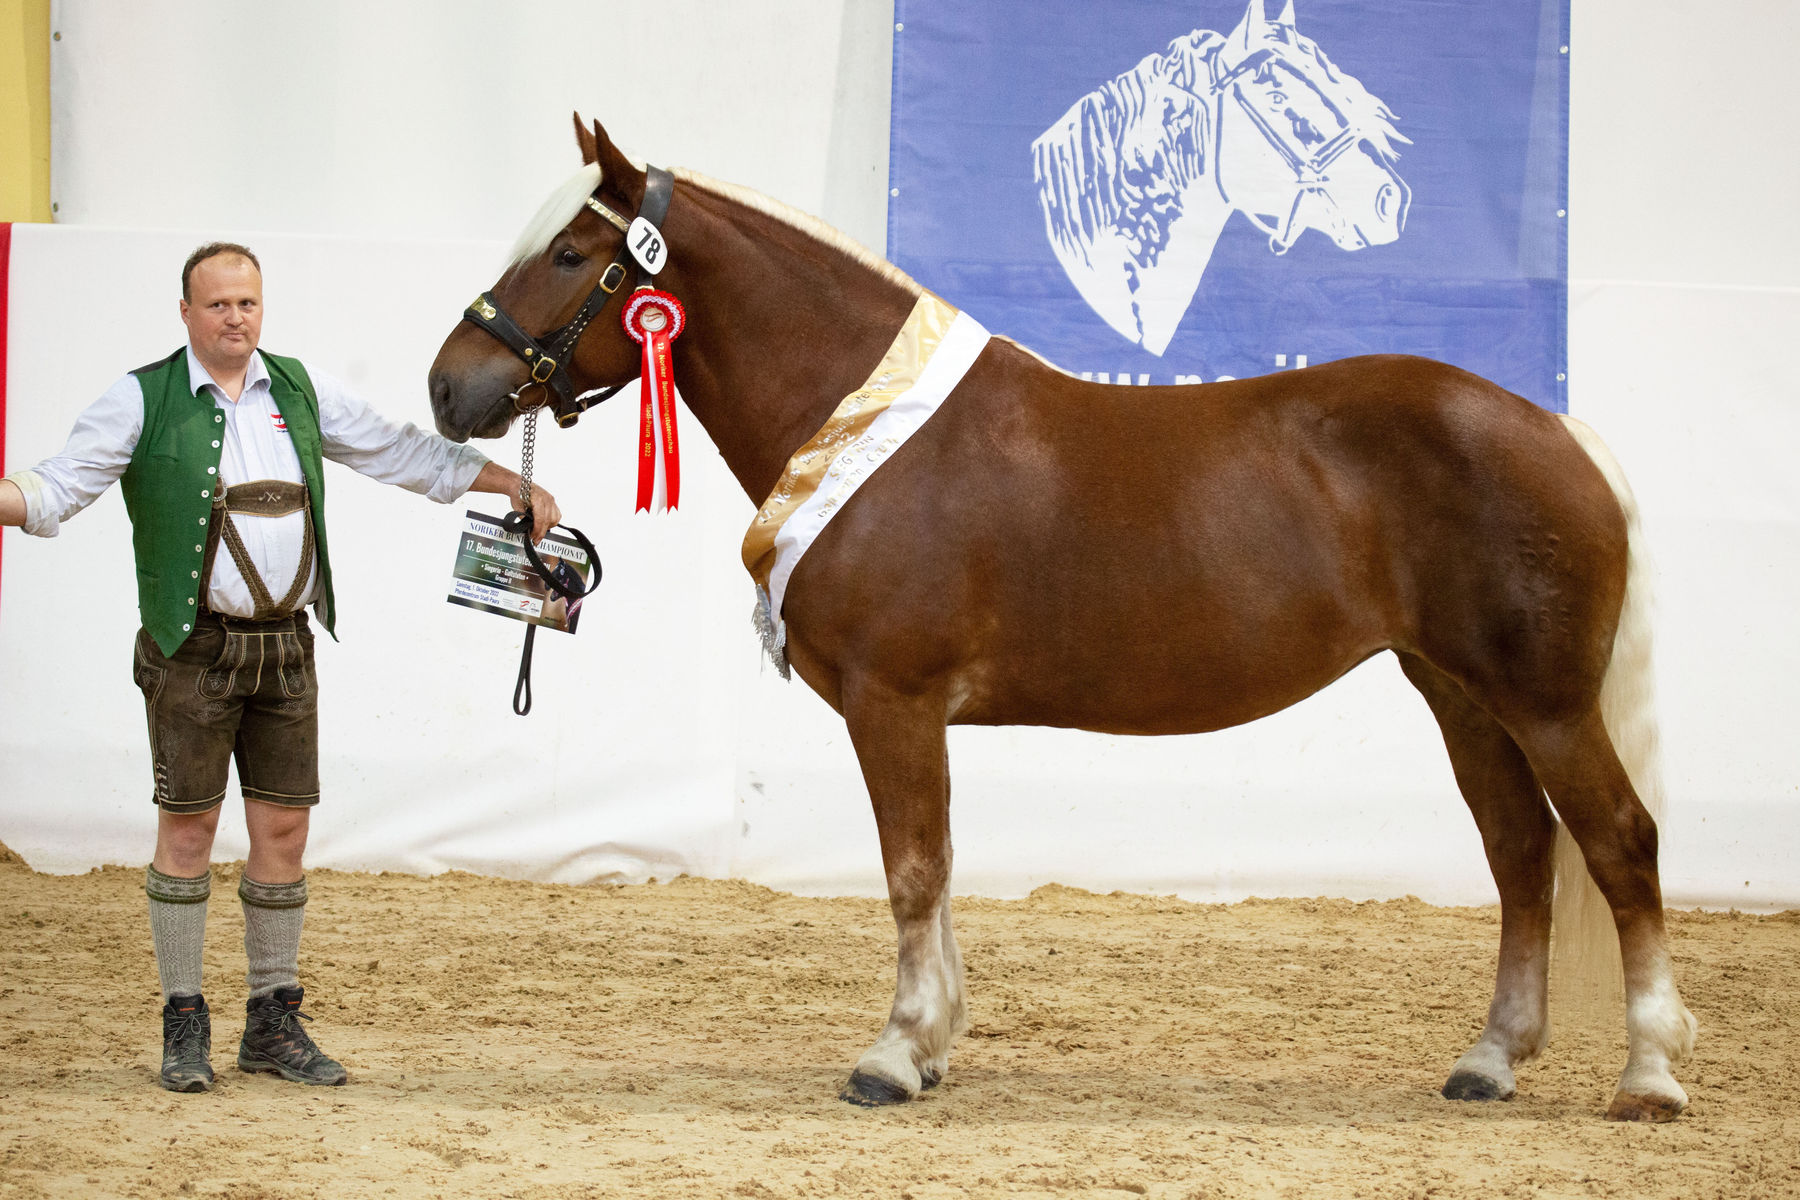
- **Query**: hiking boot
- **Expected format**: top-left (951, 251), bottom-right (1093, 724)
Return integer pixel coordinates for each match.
top-left (160, 993), bottom-right (214, 1092)
top-left (237, 986), bottom-right (347, 1086)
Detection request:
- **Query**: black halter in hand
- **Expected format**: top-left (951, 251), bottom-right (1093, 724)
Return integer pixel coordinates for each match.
top-left (461, 165), bottom-right (675, 429)
top-left (498, 508), bottom-right (603, 718)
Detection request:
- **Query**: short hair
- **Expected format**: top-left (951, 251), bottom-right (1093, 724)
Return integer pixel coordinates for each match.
top-left (181, 242), bottom-right (261, 301)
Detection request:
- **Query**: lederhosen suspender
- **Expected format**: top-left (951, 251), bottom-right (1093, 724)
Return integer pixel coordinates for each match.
top-left (199, 480), bottom-right (315, 619)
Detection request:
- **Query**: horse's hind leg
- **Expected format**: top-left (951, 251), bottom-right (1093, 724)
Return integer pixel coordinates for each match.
top-left (1512, 710), bottom-right (1696, 1121)
top-left (838, 677), bottom-right (967, 1106)
top-left (1399, 654), bottom-right (1556, 1102)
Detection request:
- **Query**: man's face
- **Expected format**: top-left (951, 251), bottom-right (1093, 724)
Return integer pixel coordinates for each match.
top-left (180, 254), bottom-right (263, 372)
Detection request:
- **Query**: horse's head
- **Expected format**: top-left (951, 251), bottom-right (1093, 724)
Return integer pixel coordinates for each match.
top-left (429, 114), bottom-right (661, 442)
top-left (1210, 0), bottom-right (1410, 255)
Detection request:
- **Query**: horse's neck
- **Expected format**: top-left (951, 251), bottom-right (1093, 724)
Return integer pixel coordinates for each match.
top-left (669, 191), bottom-right (922, 505)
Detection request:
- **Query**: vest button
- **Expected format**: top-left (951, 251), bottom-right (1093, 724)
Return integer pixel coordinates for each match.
top-left (201, 490), bottom-right (209, 498)
top-left (207, 467), bottom-right (216, 475)
top-left (183, 623), bottom-right (191, 632)
top-left (191, 570), bottom-right (199, 579)
top-left (198, 518), bottom-right (206, 526)
top-left (212, 441), bottom-right (221, 448)
top-left (188, 597), bottom-right (196, 605)
top-left (194, 545), bottom-right (203, 553)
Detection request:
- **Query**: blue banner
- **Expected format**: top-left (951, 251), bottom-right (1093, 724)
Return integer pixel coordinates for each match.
top-left (888, 0), bottom-right (1569, 410)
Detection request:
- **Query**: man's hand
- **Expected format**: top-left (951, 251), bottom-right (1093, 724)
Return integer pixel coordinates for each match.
top-left (471, 462), bottom-right (562, 543)
top-left (513, 481), bottom-right (561, 543)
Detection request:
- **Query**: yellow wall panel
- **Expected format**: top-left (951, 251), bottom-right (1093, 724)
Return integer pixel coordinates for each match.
top-left (1, 0), bottom-right (51, 223)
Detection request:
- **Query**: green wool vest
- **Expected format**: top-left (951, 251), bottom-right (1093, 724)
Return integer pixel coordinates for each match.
top-left (121, 348), bottom-right (336, 654)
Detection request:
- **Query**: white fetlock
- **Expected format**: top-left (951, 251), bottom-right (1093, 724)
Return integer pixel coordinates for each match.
top-left (1443, 1038), bottom-right (1517, 1101)
top-left (1606, 981), bottom-right (1696, 1120)
top-left (1449, 1041), bottom-right (1517, 1094)
top-left (852, 1032), bottom-right (925, 1099)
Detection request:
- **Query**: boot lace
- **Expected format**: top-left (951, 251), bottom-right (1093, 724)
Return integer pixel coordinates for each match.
top-left (166, 1010), bottom-right (208, 1046)
top-left (257, 1003), bottom-right (323, 1058)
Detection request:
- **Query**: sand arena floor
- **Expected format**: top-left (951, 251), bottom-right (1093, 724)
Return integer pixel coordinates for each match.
top-left (1, 843), bottom-right (1797, 1199)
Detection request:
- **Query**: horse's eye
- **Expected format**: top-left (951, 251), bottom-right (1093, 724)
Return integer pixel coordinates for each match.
top-left (557, 249), bottom-right (585, 268)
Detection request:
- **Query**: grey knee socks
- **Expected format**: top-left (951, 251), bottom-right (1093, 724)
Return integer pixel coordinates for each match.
top-left (239, 875), bottom-right (308, 998)
top-left (145, 866), bottom-right (210, 999)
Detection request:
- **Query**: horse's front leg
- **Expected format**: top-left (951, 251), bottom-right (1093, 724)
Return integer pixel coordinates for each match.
top-left (838, 677), bottom-right (967, 1106)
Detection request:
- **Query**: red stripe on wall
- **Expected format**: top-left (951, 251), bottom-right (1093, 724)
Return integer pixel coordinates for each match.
top-left (0, 222), bottom-right (12, 621)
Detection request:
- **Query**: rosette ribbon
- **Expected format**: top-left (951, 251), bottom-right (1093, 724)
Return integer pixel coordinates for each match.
top-left (621, 289), bottom-right (686, 512)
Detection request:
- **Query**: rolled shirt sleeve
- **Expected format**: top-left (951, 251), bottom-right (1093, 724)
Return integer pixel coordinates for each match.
top-left (7, 374), bottom-right (145, 537)
top-left (311, 366), bottom-right (489, 502)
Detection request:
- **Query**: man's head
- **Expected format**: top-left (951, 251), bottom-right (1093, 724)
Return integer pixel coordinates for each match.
top-left (179, 243), bottom-right (263, 377)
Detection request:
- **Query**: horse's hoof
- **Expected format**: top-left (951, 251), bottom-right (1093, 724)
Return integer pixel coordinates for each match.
top-left (840, 1069), bottom-right (913, 1107)
top-left (1605, 1090), bottom-right (1686, 1122)
top-left (1442, 1069), bottom-right (1514, 1102)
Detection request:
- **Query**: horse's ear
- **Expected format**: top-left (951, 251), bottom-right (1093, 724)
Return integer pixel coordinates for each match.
top-left (1220, 0), bottom-right (1270, 70)
top-left (573, 111), bottom-right (599, 165)
top-left (591, 119), bottom-right (643, 198)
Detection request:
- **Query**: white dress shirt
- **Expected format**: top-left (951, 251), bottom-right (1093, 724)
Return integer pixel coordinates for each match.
top-left (10, 346), bottom-right (489, 618)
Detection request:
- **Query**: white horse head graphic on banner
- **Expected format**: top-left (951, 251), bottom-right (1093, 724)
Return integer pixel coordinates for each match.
top-left (1033, 0), bottom-right (1411, 355)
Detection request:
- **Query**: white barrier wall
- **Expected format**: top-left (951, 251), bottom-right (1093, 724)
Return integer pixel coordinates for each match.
top-left (4, 0), bottom-right (1795, 908)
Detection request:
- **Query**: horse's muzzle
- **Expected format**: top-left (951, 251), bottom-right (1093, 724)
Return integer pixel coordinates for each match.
top-left (429, 369), bottom-right (521, 443)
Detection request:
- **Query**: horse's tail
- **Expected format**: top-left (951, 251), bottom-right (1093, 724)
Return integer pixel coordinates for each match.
top-left (1550, 415), bottom-right (1664, 1022)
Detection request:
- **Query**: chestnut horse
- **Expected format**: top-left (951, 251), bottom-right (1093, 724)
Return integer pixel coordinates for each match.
top-left (428, 116), bottom-right (1695, 1120)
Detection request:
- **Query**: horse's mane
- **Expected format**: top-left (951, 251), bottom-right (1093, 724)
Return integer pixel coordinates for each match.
top-left (505, 157), bottom-right (923, 298)
top-left (665, 169), bottom-right (1097, 378)
top-left (670, 168), bottom-right (922, 297)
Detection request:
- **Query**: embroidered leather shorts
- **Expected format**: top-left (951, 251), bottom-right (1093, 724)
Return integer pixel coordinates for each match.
top-left (131, 611), bottom-right (320, 814)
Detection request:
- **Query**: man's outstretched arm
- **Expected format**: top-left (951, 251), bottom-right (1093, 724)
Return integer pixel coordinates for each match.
top-left (309, 366), bottom-right (563, 544)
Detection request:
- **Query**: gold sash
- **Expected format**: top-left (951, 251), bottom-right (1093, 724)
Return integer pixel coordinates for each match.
top-left (741, 293), bottom-right (990, 673)
top-left (743, 293), bottom-right (962, 595)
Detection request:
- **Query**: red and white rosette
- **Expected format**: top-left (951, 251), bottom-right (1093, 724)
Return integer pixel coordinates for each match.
top-left (621, 289), bottom-right (686, 512)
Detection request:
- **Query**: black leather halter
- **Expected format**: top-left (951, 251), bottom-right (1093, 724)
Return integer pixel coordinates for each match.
top-left (462, 165), bottom-right (675, 429)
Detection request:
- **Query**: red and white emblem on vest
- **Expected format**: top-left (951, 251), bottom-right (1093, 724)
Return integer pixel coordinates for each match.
top-left (271, 412), bottom-right (288, 433)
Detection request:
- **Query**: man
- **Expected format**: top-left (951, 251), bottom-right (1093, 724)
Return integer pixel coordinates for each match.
top-left (0, 243), bottom-right (559, 1092)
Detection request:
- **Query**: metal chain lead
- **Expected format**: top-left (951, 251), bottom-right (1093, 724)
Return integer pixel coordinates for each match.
top-left (511, 292), bottom-right (588, 514)
top-left (518, 406), bottom-right (538, 511)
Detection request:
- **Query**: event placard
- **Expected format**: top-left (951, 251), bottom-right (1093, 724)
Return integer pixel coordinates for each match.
top-left (446, 510), bottom-right (591, 634)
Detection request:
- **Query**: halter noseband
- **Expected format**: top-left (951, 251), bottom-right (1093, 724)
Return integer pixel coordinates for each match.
top-left (461, 164), bottom-right (676, 429)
